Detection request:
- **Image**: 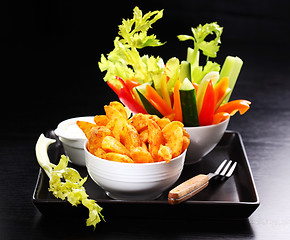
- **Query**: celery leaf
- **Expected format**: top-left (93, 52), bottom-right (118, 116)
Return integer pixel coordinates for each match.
top-left (178, 22), bottom-right (223, 59)
top-left (98, 6), bottom-right (165, 85)
top-left (178, 22), bottom-right (223, 84)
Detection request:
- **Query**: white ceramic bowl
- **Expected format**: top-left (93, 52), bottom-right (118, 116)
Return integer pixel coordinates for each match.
top-left (55, 116), bottom-right (94, 166)
top-left (84, 142), bottom-right (187, 200)
top-left (184, 118), bottom-right (229, 165)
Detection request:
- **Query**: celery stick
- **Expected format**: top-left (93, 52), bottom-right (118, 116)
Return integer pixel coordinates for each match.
top-left (187, 47), bottom-right (200, 67)
top-left (179, 61), bottom-right (191, 83)
top-left (187, 47), bottom-right (194, 63)
top-left (219, 56), bottom-right (243, 103)
top-left (187, 47), bottom-right (201, 83)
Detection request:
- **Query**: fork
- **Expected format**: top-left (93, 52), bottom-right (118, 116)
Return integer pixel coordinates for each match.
top-left (168, 160), bottom-right (237, 205)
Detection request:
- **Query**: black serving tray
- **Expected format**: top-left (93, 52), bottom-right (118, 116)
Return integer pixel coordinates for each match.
top-left (33, 130), bottom-right (259, 219)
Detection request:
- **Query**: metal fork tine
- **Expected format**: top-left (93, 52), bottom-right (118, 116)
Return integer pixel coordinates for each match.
top-left (225, 162), bottom-right (237, 177)
top-left (220, 160), bottom-right (232, 176)
top-left (214, 159), bottom-right (227, 175)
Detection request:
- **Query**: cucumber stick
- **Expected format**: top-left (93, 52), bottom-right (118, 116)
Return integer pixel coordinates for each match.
top-left (135, 89), bottom-right (163, 118)
top-left (179, 78), bottom-right (199, 127)
top-left (133, 82), bottom-right (152, 109)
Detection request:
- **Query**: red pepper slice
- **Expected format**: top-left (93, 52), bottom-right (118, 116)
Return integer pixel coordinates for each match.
top-left (107, 81), bottom-right (121, 95)
top-left (115, 76), bottom-right (129, 92)
top-left (199, 80), bottom-right (215, 126)
top-left (118, 87), bottom-right (147, 114)
top-left (215, 100), bottom-right (251, 116)
top-left (125, 78), bottom-right (140, 94)
top-left (106, 76), bottom-right (146, 114)
top-left (107, 76), bottom-right (129, 95)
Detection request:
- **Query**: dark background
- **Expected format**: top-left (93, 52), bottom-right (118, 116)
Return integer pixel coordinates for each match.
top-left (1, 0), bottom-right (289, 133)
top-left (1, 1), bottom-right (290, 239)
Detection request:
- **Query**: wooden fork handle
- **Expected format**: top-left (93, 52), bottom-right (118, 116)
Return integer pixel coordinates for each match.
top-left (168, 174), bottom-right (209, 205)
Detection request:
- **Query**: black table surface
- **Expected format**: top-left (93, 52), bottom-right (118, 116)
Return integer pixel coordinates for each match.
top-left (1, 1), bottom-right (290, 239)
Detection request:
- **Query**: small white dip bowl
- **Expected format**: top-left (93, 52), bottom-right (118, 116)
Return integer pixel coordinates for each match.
top-left (184, 118), bottom-right (229, 165)
top-left (84, 141), bottom-right (187, 200)
top-left (55, 116), bottom-right (94, 166)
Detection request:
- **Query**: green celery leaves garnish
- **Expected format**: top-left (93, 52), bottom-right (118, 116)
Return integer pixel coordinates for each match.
top-left (99, 6), bottom-right (165, 87)
top-left (118, 7), bottom-right (164, 48)
top-left (35, 134), bottom-right (104, 230)
top-left (178, 22), bottom-right (223, 84)
top-left (178, 22), bottom-right (223, 59)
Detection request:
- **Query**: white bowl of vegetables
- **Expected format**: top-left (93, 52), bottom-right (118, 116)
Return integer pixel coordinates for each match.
top-left (184, 117), bottom-right (229, 164)
top-left (98, 7), bottom-right (251, 164)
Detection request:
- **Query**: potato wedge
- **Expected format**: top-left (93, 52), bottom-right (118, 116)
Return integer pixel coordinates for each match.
top-left (109, 101), bottom-right (128, 119)
top-left (164, 120), bottom-right (184, 129)
top-left (94, 115), bottom-right (109, 126)
top-left (148, 115), bottom-right (160, 123)
top-left (141, 141), bottom-right (148, 151)
top-left (157, 145), bottom-right (172, 163)
top-left (103, 152), bottom-right (134, 163)
top-left (106, 117), bottom-right (127, 142)
top-left (87, 126), bottom-right (111, 154)
top-left (156, 117), bottom-right (171, 129)
top-left (183, 129), bottom-right (190, 138)
top-left (93, 148), bottom-right (106, 158)
top-left (162, 121), bottom-right (183, 158)
top-left (76, 121), bottom-right (96, 139)
top-left (139, 129), bottom-right (149, 144)
top-left (122, 124), bottom-right (141, 151)
top-left (148, 119), bottom-right (165, 160)
top-left (105, 119), bottom-right (115, 132)
top-left (104, 105), bottom-right (125, 120)
top-left (101, 136), bottom-right (130, 156)
top-left (128, 113), bottom-right (149, 133)
top-left (182, 136), bottom-right (190, 153)
top-left (130, 146), bottom-right (154, 163)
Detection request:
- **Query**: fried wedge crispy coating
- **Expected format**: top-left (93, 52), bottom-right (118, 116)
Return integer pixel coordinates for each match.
top-left (77, 101), bottom-right (190, 163)
top-left (94, 115), bottom-right (109, 126)
top-left (148, 119), bottom-right (165, 161)
top-left (76, 121), bottom-right (96, 139)
top-left (130, 146), bottom-right (154, 163)
top-left (103, 152), bottom-right (134, 163)
top-left (87, 126), bottom-right (111, 154)
top-left (162, 121), bottom-right (184, 158)
top-left (101, 136), bottom-right (130, 156)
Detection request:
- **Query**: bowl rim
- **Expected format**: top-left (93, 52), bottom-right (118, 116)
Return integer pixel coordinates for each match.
top-left (84, 141), bottom-right (187, 166)
top-left (184, 117), bottom-right (230, 130)
top-left (54, 116), bottom-right (95, 141)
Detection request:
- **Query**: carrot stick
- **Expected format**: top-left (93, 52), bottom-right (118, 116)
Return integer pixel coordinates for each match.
top-left (173, 80), bottom-right (183, 122)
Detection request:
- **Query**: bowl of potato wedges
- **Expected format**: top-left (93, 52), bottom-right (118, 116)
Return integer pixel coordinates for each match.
top-left (77, 101), bottom-right (189, 200)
